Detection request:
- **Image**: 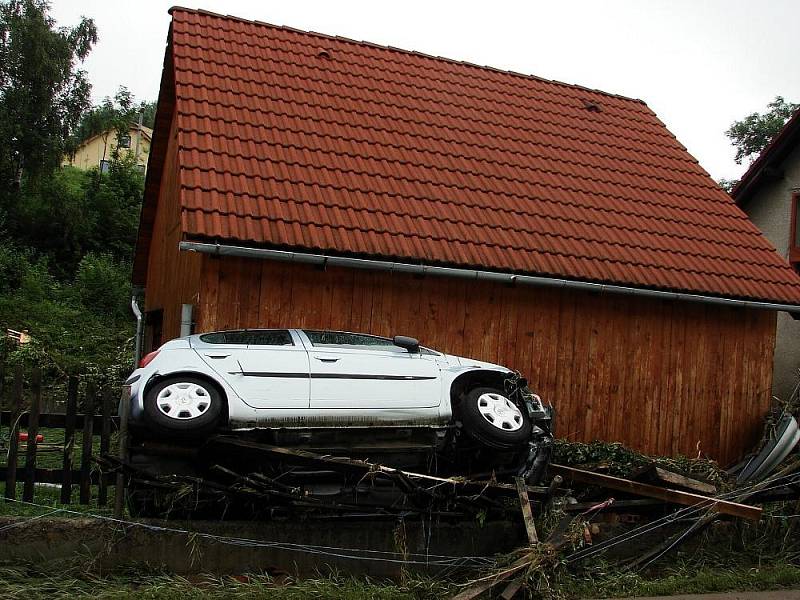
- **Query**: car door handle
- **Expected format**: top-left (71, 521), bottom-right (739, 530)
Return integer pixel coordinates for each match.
top-left (205, 353), bottom-right (230, 359)
top-left (315, 357), bottom-right (339, 363)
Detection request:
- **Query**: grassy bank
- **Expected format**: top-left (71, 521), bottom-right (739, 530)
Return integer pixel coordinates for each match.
top-left (2, 559), bottom-right (800, 600)
top-left (3, 439), bottom-right (799, 598)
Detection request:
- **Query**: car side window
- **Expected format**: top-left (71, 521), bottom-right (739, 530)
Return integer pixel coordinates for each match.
top-left (199, 330), bottom-right (293, 346)
top-left (304, 330), bottom-right (400, 351)
top-left (246, 330), bottom-right (294, 346)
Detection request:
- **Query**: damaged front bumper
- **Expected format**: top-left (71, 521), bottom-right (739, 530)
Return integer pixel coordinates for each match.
top-left (506, 375), bottom-right (555, 485)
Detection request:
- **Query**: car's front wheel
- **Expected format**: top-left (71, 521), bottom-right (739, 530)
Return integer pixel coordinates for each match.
top-left (459, 386), bottom-right (532, 450)
top-left (143, 376), bottom-right (223, 435)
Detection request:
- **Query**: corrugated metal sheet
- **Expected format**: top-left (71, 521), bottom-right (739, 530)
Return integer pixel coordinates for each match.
top-left (150, 7), bottom-right (800, 304)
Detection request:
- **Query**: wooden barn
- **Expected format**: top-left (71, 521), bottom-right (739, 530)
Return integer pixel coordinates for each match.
top-left (133, 8), bottom-right (800, 464)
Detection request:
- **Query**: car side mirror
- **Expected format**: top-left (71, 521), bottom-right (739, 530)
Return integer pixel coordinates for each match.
top-left (393, 335), bottom-right (420, 354)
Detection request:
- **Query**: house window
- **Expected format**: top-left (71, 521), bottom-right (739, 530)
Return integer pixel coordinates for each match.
top-left (99, 159), bottom-right (110, 174)
top-left (118, 133), bottom-right (131, 148)
top-left (791, 192), bottom-right (800, 273)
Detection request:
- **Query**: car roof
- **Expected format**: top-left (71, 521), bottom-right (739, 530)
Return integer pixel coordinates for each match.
top-left (188, 329), bottom-right (439, 354)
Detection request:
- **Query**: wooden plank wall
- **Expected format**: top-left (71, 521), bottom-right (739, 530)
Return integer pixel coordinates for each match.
top-left (194, 256), bottom-right (776, 465)
top-left (143, 113), bottom-right (201, 336)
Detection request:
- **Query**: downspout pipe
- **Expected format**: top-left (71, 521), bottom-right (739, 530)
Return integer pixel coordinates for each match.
top-left (131, 294), bottom-right (143, 365)
top-left (180, 303), bottom-right (194, 338)
top-left (179, 241), bottom-right (800, 315)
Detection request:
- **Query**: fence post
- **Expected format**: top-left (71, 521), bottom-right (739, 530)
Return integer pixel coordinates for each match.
top-left (60, 376), bottom-right (79, 504)
top-left (22, 369), bottom-right (42, 502)
top-left (114, 387), bottom-right (130, 518)
top-left (4, 365), bottom-right (24, 501)
top-left (0, 359), bottom-right (6, 436)
top-left (98, 386), bottom-right (113, 506)
top-left (79, 381), bottom-right (96, 505)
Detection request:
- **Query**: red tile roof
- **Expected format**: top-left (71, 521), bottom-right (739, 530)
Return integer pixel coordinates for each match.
top-left (134, 7), bottom-right (800, 305)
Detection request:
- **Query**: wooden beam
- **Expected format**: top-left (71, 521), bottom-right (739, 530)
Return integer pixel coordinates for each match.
top-left (549, 464), bottom-right (761, 521)
top-left (207, 436), bottom-right (556, 497)
top-left (515, 476), bottom-right (538, 545)
top-left (500, 577), bottom-right (525, 600)
top-left (4, 366), bottom-right (23, 501)
top-left (22, 369), bottom-right (42, 502)
top-left (563, 498), bottom-right (664, 512)
top-left (653, 467), bottom-right (717, 495)
top-left (0, 410), bottom-right (116, 430)
top-left (60, 377), bottom-right (79, 504)
top-left (0, 467), bottom-right (106, 485)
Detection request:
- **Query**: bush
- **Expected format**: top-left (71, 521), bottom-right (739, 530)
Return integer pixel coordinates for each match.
top-left (73, 253), bottom-right (130, 318)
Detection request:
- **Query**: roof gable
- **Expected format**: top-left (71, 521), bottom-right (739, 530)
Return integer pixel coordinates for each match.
top-left (76, 125), bottom-right (152, 150)
top-left (732, 107), bottom-right (800, 206)
top-left (133, 7), bottom-right (800, 305)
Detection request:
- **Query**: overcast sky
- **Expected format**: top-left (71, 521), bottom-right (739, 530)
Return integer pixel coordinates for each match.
top-left (49, 0), bottom-right (800, 182)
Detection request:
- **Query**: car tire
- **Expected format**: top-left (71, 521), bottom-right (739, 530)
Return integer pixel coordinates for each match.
top-left (143, 376), bottom-right (223, 435)
top-left (459, 387), bottom-right (532, 450)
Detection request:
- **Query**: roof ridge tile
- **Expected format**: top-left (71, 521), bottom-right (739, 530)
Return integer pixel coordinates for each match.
top-left (170, 7), bottom-right (649, 106)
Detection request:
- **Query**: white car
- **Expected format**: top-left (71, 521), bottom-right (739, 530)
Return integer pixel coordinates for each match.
top-left (124, 329), bottom-right (552, 451)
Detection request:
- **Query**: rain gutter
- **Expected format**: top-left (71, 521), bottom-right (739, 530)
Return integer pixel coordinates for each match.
top-left (179, 241), bottom-right (800, 315)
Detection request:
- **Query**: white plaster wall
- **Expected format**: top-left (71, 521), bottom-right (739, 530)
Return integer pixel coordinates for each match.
top-left (742, 144), bottom-right (800, 400)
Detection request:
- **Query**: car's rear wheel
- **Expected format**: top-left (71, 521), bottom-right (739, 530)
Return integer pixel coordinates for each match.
top-left (143, 376), bottom-right (223, 435)
top-left (459, 387), bottom-right (532, 450)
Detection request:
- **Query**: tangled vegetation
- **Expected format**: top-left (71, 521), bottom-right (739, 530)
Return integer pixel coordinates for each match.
top-left (552, 438), bottom-right (728, 487)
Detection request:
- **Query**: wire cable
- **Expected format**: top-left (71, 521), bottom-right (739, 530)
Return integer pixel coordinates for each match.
top-left (565, 468), bottom-right (800, 564)
top-left (1, 497), bottom-right (498, 568)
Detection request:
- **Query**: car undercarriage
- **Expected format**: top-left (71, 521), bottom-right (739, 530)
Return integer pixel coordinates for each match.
top-left (124, 375), bottom-right (554, 519)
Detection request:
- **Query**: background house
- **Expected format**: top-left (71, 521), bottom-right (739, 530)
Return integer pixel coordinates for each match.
top-left (63, 124), bottom-right (152, 174)
top-left (733, 109), bottom-right (800, 402)
top-left (133, 8), bottom-right (800, 464)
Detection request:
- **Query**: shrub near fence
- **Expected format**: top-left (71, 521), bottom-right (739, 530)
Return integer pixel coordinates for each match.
top-left (0, 364), bottom-right (121, 509)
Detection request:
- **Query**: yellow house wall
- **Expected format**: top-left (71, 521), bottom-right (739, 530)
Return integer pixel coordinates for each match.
top-left (62, 127), bottom-right (152, 173)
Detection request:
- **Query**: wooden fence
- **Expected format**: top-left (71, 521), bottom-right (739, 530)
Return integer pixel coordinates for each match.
top-left (0, 364), bottom-right (122, 508)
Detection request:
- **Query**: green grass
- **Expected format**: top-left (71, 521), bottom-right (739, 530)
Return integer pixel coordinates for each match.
top-left (1, 424), bottom-right (115, 517)
top-left (559, 563), bottom-right (800, 598)
top-left (0, 564), bottom-right (454, 600)
top-left (2, 560), bottom-right (800, 600)
top-left (1, 425), bottom-right (108, 469)
top-left (0, 483), bottom-right (116, 516)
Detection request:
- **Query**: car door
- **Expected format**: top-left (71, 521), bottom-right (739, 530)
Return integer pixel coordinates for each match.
top-left (196, 330), bottom-right (310, 409)
top-left (300, 330), bottom-right (441, 409)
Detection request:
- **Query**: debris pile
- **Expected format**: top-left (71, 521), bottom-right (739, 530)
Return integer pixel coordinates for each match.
top-left (450, 414), bottom-right (800, 599)
top-left (101, 413), bottom-right (800, 599)
top-left (103, 435), bottom-right (569, 521)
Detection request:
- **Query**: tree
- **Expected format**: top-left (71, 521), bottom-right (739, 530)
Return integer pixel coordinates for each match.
top-left (717, 178), bottom-right (737, 194)
top-left (725, 96), bottom-right (799, 165)
top-left (0, 0), bottom-right (97, 191)
top-left (12, 154), bottom-right (144, 276)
